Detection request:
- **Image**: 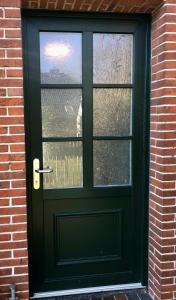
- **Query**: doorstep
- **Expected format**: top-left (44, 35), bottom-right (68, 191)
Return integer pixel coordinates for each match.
top-left (37, 290), bottom-right (152, 300)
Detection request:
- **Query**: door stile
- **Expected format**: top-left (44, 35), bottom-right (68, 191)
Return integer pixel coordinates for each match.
top-left (82, 32), bottom-right (93, 188)
top-left (25, 21), bottom-right (45, 290)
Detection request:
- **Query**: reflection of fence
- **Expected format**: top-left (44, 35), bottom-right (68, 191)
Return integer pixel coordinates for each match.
top-left (43, 156), bottom-right (82, 189)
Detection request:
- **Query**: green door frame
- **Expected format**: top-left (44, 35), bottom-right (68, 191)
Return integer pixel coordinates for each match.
top-left (22, 10), bottom-right (151, 296)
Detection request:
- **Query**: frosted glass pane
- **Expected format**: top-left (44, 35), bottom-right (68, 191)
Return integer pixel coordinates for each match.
top-left (40, 32), bottom-right (82, 84)
top-left (93, 89), bottom-right (132, 136)
top-left (93, 34), bottom-right (133, 84)
top-left (43, 142), bottom-right (83, 189)
top-left (41, 89), bottom-right (82, 137)
top-left (94, 140), bottom-right (131, 186)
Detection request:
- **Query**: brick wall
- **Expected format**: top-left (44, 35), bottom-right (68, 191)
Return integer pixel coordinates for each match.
top-left (0, 0), bottom-right (176, 300)
top-left (149, 1), bottom-right (176, 299)
top-left (0, 0), bottom-right (29, 299)
top-left (22, 0), bottom-right (162, 13)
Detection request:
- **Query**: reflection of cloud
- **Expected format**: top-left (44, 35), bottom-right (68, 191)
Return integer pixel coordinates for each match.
top-left (44, 41), bottom-right (72, 59)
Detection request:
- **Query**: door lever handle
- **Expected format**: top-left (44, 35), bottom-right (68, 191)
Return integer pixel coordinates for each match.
top-left (33, 158), bottom-right (53, 190)
top-left (35, 167), bottom-right (53, 174)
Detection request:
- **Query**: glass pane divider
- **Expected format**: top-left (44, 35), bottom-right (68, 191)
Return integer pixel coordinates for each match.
top-left (41, 84), bottom-right (83, 89)
top-left (93, 84), bottom-right (133, 88)
top-left (82, 31), bottom-right (93, 188)
top-left (42, 137), bottom-right (83, 142)
top-left (93, 136), bottom-right (133, 140)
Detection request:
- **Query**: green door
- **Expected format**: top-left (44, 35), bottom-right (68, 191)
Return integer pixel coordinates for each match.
top-left (23, 12), bottom-right (150, 295)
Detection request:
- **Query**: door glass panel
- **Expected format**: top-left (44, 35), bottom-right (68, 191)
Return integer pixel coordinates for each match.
top-left (43, 142), bottom-right (83, 189)
top-left (40, 32), bottom-right (82, 84)
top-left (94, 140), bottom-right (131, 186)
top-left (93, 89), bottom-right (132, 136)
top-left (93, 34), bottom-right (133, 84)
top-left (41, 89), bottom-right (82, 137)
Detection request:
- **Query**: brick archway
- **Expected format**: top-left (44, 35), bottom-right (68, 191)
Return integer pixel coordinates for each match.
top-left (21, 0), bottom-right (162, 13)
top-left (1, 0), bottom-right (176, 299)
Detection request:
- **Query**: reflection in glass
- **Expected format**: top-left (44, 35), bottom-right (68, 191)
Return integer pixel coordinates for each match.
top-left (40, 32), bottom-right (82, 84)
top-left (93, 34), bottom-right (133, 84)
top-left (93, 89), bottom-right (132, 136)
top-left (94, 140), bottom-right (131, 186)
top-left (43, 142), bottom-right (83, 189)
top-left (41, 89), bottom-right (82, 137)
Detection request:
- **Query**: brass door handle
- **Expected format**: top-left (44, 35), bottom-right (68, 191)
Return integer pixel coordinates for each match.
top-left (35, 167), bottom-right (53, 174)
top-left (33, 159), bottom-right (53, 190)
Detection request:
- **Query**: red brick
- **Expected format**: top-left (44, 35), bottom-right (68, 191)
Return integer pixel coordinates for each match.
top-left (0, 198), bottom-right (9, 206)
top-left (0, 275), bottom-right (28, 284)
top-left (0, 268), bottom-right (12, 276)
top-left (14, 266), bottom-right (28, 274)
top-left (1, 223), bottom-right (26, 233)
top-left (0, 39), bottom-right (21, 48)
top-left (0, 251), bottom-right (11, 259)
top-left (6, 68), bottom-right (23, 76)
top-left (0, 181), bottom-right (10, 189)
top-left (0, 89), bottom-right (6, 96)
top-left (0, 206), bottom-right (26, 216)
top-left (9, 126), bottom-right (24, 134)
top-left (0, 171), bottom-right (25, 180)
top-left (0, 163), bottom-right (10, 171)
top-left (0, 135), bottom-right (24, 142)
top-left (13, 249), bottom-right (28, 258)
top-left (8, 107), bottom-right (24, 115)
top-left (0, 69), bottom-right (5, 77)
top-left (0, 19), bottom-right (21, 28)
top-left (0, 145), bottom-right (8, 153)
top-left (0, 189), bottom-right (26, 198)
top-left (0, 234), bottom-right (11, 242)
top-left (0, 98), bottom-right (23, 106)
top-left (5, 8), bottom-right (21, 18)
top-left (11, 162), bottom-right (25, 170)
top-left (6, 49), bottom-right (22, 57)
top-left (8, 87), bottom-right (23, 96)
top-left (0, 0), bottom-right (21, 7)
top-left (10, 143), bottom-right (25, 152)
top-left (0, 216), bottom-right (10, 224)
top-left (13, 232), bottom-right (27, 240)
top-left (0, 59), bottom-right (22, 67)
top-left (0, 78), bottom-right (22, 87)
top-left (0, 241), bottom-right (27, 250)
top-left (0, 30), bottom-right (4, 38)
top-left (11, 197), bottom-right (26, 206)
top-left (12, 180), bottom-right (26, 188)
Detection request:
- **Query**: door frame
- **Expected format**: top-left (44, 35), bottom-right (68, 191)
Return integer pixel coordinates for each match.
top-left (22, 10), bottom-right (151, 297)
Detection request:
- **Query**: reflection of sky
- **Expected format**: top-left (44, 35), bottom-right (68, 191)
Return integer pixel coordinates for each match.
top-left (40, 32), bottom-right (82, 82)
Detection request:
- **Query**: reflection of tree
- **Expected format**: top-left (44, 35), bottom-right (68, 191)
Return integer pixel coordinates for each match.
top-left (43, 142), bottom-right (82, 189)
top-left (42, 89), bottom-right (82, 138)
top-left (41, 68), bottom-right (78, 84)
top-left (93, 34), bottom-right (132, 83)
top-left (42, 89), bottom-right (83, 188)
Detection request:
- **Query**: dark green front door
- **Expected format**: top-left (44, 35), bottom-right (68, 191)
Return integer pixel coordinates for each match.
top-left (23, 12), bottom-right (150, 295)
